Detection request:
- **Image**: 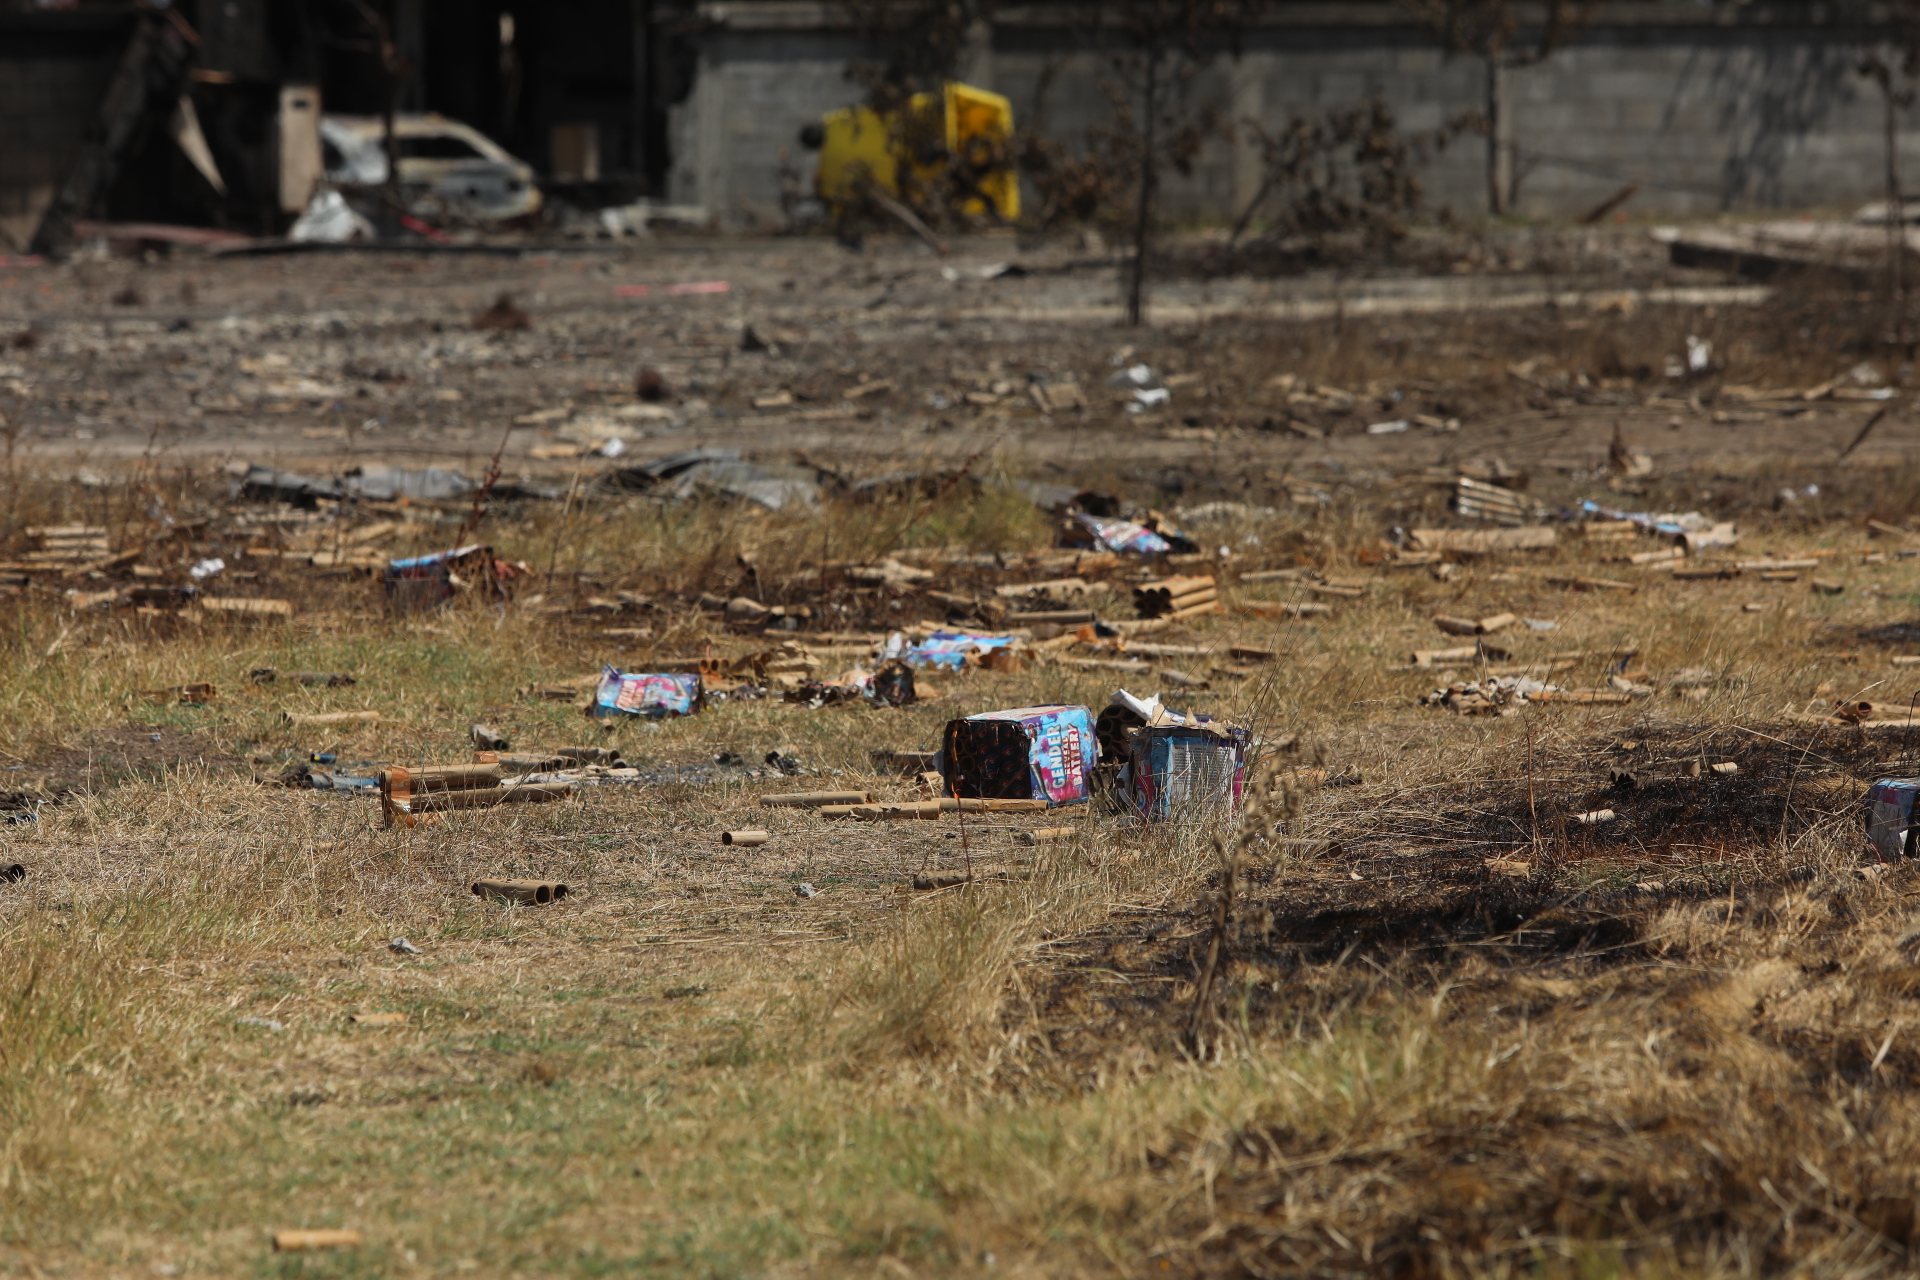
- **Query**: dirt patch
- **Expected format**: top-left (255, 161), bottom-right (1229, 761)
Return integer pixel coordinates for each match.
top-left (6, 723), bottom-right (247, 798)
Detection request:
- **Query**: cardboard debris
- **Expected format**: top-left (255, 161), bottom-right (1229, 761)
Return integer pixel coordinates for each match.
top-left (1452, 476), bottom-right (1549, 526)
top-left (1423, 675), bottom-right (1558, 714)
top-left (1868, 778), bottom-right (1920, 859)
top-left (381, 766), bottom-right (573, 827)
top-left (721, 830), bottom-right (769, 846)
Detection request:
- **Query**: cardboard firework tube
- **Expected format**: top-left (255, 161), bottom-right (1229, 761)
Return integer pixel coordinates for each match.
top-left (498, 782), bottom-right (573, 804)
top-left (1015, 827), bottom-right (1077, 845)
top-left (937, 797), bottom-right (1050, 813)
top-left (472, 879), bottom-right (570, 905)
top-left (407, 764), bottom-right (502, 791)
top-left (816, 805), bottom-right (858, 818)
top-left (721, 829), bottom-right (769, 846)
top-left (851, 801), bottom-right (943, 821)
top-left (758, 790), bottom-right (874, 808)
top-left (272, 1229), bottom-right (363, 1252)
top-left (284, 710), bottom-right (380, 728)
top-left (1, 863), bottom-right (24, 883)
top-left (414, 786), bottom-right (507, 811)
top-left (1165, 586), bottom-right (1218, 611)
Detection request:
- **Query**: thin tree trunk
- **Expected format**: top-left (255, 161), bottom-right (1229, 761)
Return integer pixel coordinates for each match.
top-left (1486, 55), bottom-right (1508, 217)
top-left (1128, 51), bottom-right (1160, 326)
top-left (1888, 87), bottom-right (1907, 346)
top-left (382, 56), bottom-right (401, 219)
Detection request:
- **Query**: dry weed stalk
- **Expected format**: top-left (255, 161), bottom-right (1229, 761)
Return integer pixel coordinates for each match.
top-left (1186, 758), bottom-right (1303, 1055)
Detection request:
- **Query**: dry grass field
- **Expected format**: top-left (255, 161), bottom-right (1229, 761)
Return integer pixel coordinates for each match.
top-left (7, 239), bottom-right (1920, 1278)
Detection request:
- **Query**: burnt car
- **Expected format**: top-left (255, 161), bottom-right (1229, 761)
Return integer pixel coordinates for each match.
top-left (320, 114), bottom-right (541, 223)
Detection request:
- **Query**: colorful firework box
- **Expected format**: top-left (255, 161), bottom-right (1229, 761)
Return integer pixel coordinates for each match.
top-left (1868, 778), bottom-right (1920, 860)
top-left (589, 667), bottom-right (703, 719)
top-left (940, 704), bottom-right (1098, 806)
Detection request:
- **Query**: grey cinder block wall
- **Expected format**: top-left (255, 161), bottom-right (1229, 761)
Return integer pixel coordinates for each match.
top-left (674, 1), bottom-right (1914, 227)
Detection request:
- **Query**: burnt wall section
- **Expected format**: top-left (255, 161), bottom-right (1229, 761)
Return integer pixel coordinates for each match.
top-left (0, 12), bottom-right (138, 253)
top-left (670, 1), bottom-right (1917, 228)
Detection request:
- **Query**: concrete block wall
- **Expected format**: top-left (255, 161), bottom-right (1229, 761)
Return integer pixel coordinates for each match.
top-left (677, 5), bottom-right (1920, 227)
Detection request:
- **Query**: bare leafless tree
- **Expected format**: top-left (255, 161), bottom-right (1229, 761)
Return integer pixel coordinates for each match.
top-left (1401, 0), bottom-right (1593, 216)
top-left (1082, 0), bottom-right (1264, 324)
top-left (1859, 4), bottom-right (1920, 349)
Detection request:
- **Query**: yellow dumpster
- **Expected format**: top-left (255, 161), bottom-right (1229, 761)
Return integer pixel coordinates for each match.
top-left (808, 82), bottom-right (1018, 222)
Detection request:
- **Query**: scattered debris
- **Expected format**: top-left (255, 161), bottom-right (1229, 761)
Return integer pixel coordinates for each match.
top-left (470, 724), bottom-right (510, 751)
top-left (794, 882), bottom-right (820, 898)
top-left (250, 669), bottom-right (354, 687)
top-left (381, 766), bottom-right (573, 827)
top-left (388, 937), bottom-right (422, 955)
top-left (472, 292), bottom-right (531, 331)
top-left (1452, 476), bottom-right (1548, 526)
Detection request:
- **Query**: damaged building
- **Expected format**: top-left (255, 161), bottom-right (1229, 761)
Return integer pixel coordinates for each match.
top-left (2, 0), bottom-right (1916, 251)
